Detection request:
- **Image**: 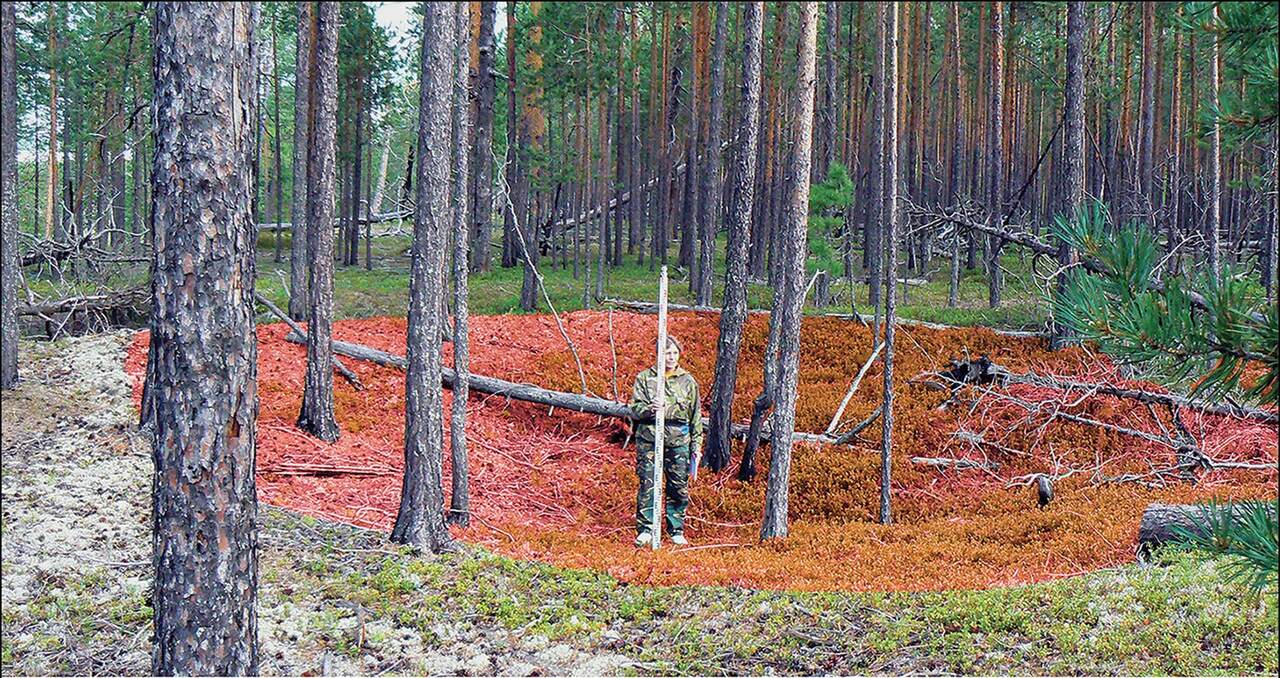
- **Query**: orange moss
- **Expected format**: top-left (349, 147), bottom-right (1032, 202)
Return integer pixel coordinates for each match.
top-left (123, 311), bottom-right (1279, 592)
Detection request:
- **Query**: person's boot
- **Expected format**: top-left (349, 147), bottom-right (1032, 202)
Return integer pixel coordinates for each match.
top-left (634, 532), bottom-right (652, 547)
top-left (670, 533), bottom-right (688, 546)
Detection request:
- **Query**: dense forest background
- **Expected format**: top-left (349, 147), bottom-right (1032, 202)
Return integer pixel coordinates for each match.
top-left (7, 2), bottom-right (1277, 309)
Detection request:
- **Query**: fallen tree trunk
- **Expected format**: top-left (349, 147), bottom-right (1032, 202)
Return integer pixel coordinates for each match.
top-left (281, 332), bottom-right (846, 446)
top-left (17, 285), bottom-right (149, 317)
top-left (255, 292), bottom-right (364, 390)
top-left (258, 208), bottom-right (411, 233)
top-left (1137, 502), bottom-right (1278, 556)
top-left (602, 297), bottom-right (1047, 338)
top-left (933, 356), bottom-right (1278, 425)
top-left (911, 456), bottom-right (1000, 471)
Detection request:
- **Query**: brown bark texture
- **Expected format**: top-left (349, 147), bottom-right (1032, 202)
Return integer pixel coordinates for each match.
top-left (148, 3), bottom-right (259, 673)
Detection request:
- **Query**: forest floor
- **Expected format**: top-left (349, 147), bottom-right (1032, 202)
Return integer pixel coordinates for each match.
top-left (4, 328), bottom-right (1277, 675)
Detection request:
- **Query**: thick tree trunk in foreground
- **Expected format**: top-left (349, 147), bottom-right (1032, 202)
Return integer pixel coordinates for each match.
top-left (760, 1), bottom-right (817, 542)
top-left (149, 3), bottom-right (259, 673)
top-left (705, 1), bottom-right (762, 474)
top-left (448, 4), bottom-right (472, 528)
top-left (1, 1), bottom-right (17, 389)
top-left (469, 0), bottom-right (496, 273)
top-left (288, 2), bottom-right (313, 321)
top-left (297, 2), bottom-right (340, 442)
top-left (879, 2), bottom-right (899, 527)
top-left (392, 2), bottom-right (456, 553)
top-left (1052, 1), bottom-right (1085, 350)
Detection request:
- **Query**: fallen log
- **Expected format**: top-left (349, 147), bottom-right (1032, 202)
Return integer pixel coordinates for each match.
top-left (17, 285), bottom-right (149, 317)
top-left (601, 297), bottom-right (1047, 339)
top-left (911, 456), bottom-right (1000, 472)
top-left (255, 292), bottom-right (364, 391)
top-left (1137, 502), bottom-right (1278, 556)
top-left (281, 332), bottom-right (846, 446)
top-left (932, 356), bottom-right (1278, 425)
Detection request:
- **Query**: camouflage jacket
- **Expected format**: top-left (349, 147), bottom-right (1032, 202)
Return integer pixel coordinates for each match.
top-left (630, 366), bottom-right (702, 451)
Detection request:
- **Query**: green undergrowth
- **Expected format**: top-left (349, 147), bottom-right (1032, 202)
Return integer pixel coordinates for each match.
top-left (256, 507), bottom-right (1278, 676)
top-left (252, 226), bottom-right (1048, 331)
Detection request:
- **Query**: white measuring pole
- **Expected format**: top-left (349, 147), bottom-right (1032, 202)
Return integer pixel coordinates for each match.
top-left (651, 266), bottom-right (668, 550)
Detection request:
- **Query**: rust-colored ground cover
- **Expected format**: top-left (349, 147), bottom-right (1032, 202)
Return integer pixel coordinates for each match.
top-left (124, 311), bottom-right (1278, 591)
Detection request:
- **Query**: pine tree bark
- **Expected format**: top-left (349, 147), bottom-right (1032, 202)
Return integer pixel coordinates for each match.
top-left (760, 1), bottom-right (818, 542)
top-left (816, 1), bottom-right (837, 181)
top-left (297, 2), bottom-right (341, 442)
top-left (868, 3), bottom-right (885, 334)
top-left (288, 1), bottom-right (313, 321)
top-left (272, 9), bottom-right (285, 264)
top-left (45, 2), bottom-right (58, 241)
top-left (705, 1), bottom-right (762, 474)
top-left (985, 2), bottom-right (1005, 308)
top-left (878, 0), bottom-right (899, 526)
top-left (392, 1), bottom-right (457, 553)
top-left (1207, 6), bottom-right (1221, 277)
top-left (1, 1), bottom-right (16, 389)
top-left (1137, 1), bottom-right (1155, 217)
top-left (149, 3), bottom-right (259, 672)
top-left (946, 1), bottom-right (964, 308)
top-left (1052, 1), bottom-right (1086, 350)
top-left (469, 1), bottom-right (496, 273)
top-left (695, 2), bottom-right (728, 306)
top-left (518, 2), bottom-right (545, 311)
top-left (501, 1), bottom-right (518, 268)
top-left (448, 3), bottom-right (472, 527)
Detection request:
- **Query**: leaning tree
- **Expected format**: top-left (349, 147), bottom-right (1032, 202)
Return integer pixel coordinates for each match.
top-left (149, 3), bottom-right (260, 673)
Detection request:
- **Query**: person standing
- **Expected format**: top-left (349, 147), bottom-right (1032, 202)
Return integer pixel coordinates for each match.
top-left (630, 336), bottom-right (702, 547)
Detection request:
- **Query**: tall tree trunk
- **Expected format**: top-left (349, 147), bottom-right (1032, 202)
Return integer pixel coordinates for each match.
top-left (297, 2), bottom-right (341, 442)
top-left (879, 0), bottom-right (899, 526)
top-left (518, 2), bottom-right (545, 311)
top-left (986, 2), bottom-right (1005, 308)
top-left (946, 1), bottom-right (964, 308)
top-left (501, 1), bottom-right (518, 268)
top-left (45, 1), bottom-right (58, 240)
top-left (392, 1), bottom-right (457, 553)
top-left (448, 3), bottom-right (472, 528)
top-left (868, 3), bottom-right (885, 336)
top-left (470, 1), bottom-right (496, 273)
top-left (288, 2), bottom-right (314, 321)
top-left (372, 135), bottom-right (391, 215)
top-left (816, 1), bottom-right (837, 181)
top-left (695, 2), bottom-right (728, 306)
top-left (1052, 1), bottom-right (1086, 350)
top-left (149, 4), bottom-right (259, 673)
top-left (1207, 6), bottom-right (1221, 277)
top-left (1, 1), bottom-right (17, 389)
top-left (1137, 1), bottom-right (1155, 217)
top-left (272, 8), bottom-right (284, 264)
top-left (348, 77), bottom-right (365, 266)
top-left (760, 1), bottom-right (818, 542)
top-left (705, 1), bottom-right (762, 474)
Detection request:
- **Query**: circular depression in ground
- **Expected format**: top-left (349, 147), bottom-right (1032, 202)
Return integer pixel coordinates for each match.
top-left (125, 311), bottom-right (1277, 591)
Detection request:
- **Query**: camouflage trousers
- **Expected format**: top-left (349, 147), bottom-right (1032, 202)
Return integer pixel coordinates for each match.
top-left (635, 439), bottom-right (690, 537)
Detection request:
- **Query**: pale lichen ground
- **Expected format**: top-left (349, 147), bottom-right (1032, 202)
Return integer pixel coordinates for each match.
top-left (2, 332), bottom-right (1277, 676)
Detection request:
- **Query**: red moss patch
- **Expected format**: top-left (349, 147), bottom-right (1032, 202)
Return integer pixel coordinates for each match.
top-left (124, 311), bottom-right (1278, 591)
